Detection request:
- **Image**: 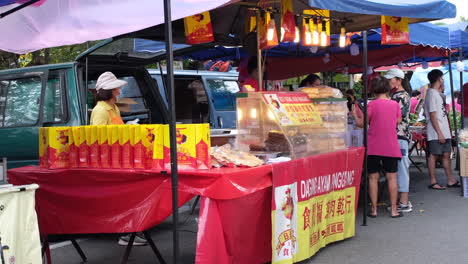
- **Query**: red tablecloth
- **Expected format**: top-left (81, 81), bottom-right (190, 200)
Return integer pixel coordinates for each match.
top-left (7, 165), bottom-right (272, 234)
top-left (195, 147), bottom-right (364, 264)
top-left (8, 147), bottom-right (364, 264)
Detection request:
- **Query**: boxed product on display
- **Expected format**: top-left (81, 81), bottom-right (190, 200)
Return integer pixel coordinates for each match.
top-left (71, 126), bottom-right (89, 168)
top-left (119, 125), bottom-right (133, 169)
top-left (140, 125), bottom-right (161, 169)
top-left (68, 127), bottom-right (79, 168)
top-left (108, 125), bottom-right (121, 169)
top-left (38, 127), bottom-right (49, 168)
top-left (86, 126), bottom-right (100, 168)
top-left (98, 125), bottom-right (111, 168)
top-left (46, 127), bottom-right (71, 169)
top-left (164, 124), bottom-right (211, 170)
top-left (39, 124), bottom-right (211, 170)
top-left (131, 125), bottom-right (145, 169)
top-left (151, 125), bottom-right (165, 170)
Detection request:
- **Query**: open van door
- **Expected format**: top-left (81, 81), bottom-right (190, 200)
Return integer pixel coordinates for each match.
top-left (0, 70), bottom-right (48, 168)
top-left (76, 38), bottom-right (170, 125)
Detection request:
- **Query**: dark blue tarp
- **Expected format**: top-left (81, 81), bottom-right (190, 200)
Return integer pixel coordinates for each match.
top-left (308, 0), bottom-right (456, 19)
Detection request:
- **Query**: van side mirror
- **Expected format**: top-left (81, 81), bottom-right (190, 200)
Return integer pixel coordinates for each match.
top-left (217, 116), bottom-right (223, 128)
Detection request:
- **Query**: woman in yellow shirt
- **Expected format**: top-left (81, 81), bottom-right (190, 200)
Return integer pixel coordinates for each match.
top-left (90, 72), bottom-right (128, 125)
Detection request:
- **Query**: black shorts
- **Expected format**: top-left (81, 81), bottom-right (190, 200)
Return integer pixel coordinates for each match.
top-left (367, 155), bottom-right (400, 174)
top-left (427, 139), bottom-right (452, 155)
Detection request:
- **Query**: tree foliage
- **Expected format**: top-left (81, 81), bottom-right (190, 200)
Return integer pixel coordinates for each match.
top-left (0, 41), bottom-right (100, 70)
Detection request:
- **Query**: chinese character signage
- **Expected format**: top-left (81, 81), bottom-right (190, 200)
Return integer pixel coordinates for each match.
top-left (381, 16), bottom-right (410, 45)
top-left (271, 149), bottom-right (364, 263)
top-left (184, 12), bottom-right (215, 45)
top-left (262, 93), bottom-right (322, 126)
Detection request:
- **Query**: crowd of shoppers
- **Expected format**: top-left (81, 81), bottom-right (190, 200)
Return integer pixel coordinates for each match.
top-left (352, 68), bottom-right (461, 218)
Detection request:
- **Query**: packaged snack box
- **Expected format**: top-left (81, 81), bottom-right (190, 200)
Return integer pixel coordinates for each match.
top-left (98, 125), bottom-right (111, 169)
top-left (108, 125), bottom-right (121, 169)
top-left (119, 125), bottom-right (133, 169)
top-left (163, 124), bottom-right (211, 170)
top-left (131, 125), bottom-right (145, 169)
top-left (141, 125), bottom-right (160, 169)
top-left (152, 125), bottom-right (165, 170)
top-left (47, 127), bottom-right (71, 169)
top-left (38, 127), bottom-right (49, 168)
top-left (71, 126), bottom-right (89, 168)
top-left (68, 127), bottom-right (79, 168)
top-left (86, 126), bottom-right (100, 168)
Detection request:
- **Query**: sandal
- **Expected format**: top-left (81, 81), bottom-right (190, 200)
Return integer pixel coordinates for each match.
top-left (391, 212), bottom-right (403, 218)
top-left (447, 181), bottom-right (461, 188)
top-left (367, 212), bottom-right (377, 218)
top-left (428, 183), bottom-right (446, 190)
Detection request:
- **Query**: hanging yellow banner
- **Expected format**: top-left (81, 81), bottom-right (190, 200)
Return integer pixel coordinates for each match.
top-left (381, 16), bottom-right (410, 45)
top-left (184, 11), bottom-right (215, 45)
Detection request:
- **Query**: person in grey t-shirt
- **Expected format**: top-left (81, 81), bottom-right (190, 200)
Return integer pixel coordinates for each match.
top-left (424, 69), bottom-right (460, 190)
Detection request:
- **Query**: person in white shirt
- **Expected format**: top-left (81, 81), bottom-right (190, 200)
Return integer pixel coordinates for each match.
top-left (424, 69), bottom-right (460, 190)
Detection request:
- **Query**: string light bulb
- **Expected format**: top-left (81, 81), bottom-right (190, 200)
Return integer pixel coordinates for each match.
top-left (312, 18), bottom-right (319, 45)
top-left (320, 20), bottom-right (327, 47)
top-left (294, 26), bottom-right (300, 43)
top-left (339, 25), bottom-right (346, 48)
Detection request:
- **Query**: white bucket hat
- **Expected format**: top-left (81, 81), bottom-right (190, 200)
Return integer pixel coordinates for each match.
top-left (384, 68), bottom-right (405, 79)
top-left (95, 72), bottom-right (127, 90)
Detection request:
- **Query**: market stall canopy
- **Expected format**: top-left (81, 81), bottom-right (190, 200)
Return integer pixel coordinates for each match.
top-left (410, 62), bottom-right (468, 93)
top-left (0, 0), bottom-right (456, 54)
top-left (127, 23), bottom-right (446, 66)
top-left (0, 0), bottom-right (233, 54)
top-left (117, 0), bottom-right (456, 47)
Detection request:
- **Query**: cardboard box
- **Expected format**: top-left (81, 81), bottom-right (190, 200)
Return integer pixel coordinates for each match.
top-left (119, 125), bottom-right (133, 169)
top-left (47, 127), bottom-right (70, 169)
top-left (86, 126), bottom-right (100, 168)
top-left (460, 147), bottom-right (468, 177)
top-left (163, 124), bottom-right (211, 170)
top-left (98, 125), bottom-right (111, 169)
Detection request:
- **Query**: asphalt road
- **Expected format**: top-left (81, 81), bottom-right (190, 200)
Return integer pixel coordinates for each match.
top-left (48, 156), bottom-right (468, 264)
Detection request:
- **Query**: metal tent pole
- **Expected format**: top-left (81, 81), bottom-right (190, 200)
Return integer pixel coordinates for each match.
top-left (362, 30), bottom-right (368, 227)
top-left (459, 48), bottom-right (464, 129)
top-left (256, 11), bottom-right (263, 91)
top-left (448, 51), bottom-right (462, 196)
top-left (163, 0), bottom-right (180, 262)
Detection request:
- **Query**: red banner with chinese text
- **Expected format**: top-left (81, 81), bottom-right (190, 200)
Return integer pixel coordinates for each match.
top-left (271, 148), bottom-right (364, 264)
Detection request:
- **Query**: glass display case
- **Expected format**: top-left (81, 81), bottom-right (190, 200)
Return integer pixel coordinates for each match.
top-left (236, 92), bottom-right (348, 159)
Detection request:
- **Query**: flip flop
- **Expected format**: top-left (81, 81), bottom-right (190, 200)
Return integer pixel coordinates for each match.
top-left (447, 181), bottom-right (461, 188)
top-left (391, 212), bottom-right (403, 218)
top-left (428, 183), bottom-right (446, 190)
top-left (367, 212), bottom-right (377, 218)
